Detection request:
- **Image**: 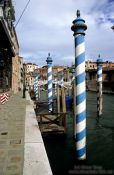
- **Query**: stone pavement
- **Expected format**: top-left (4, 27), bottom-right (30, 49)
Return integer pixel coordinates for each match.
top-left (0, 92), bottom-right (27, 175)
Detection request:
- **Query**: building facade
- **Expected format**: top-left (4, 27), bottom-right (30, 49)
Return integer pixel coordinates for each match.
top-left (86, 60), bottom-right (114, 92)
top-left (25, 63), bottom-right (38, 73)
top-left (24, 63), bottom-right (38, 90)
top-left (38, 65), bottom-right (64, 81)
top-left (0, 0), bottom-right (20, 93)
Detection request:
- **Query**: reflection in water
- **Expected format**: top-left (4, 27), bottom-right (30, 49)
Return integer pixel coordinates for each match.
top-left (43, 92), bottom-right (114, 175)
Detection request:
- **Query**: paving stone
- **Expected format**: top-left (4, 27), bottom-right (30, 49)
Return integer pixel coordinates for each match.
top-left (0, 140), bottom-right (8, 148)
top-left (0, 92), bottom-right (26, 174)
top-left (0, 149), bottom-right (7, 162)
top-left (5, 163), bottom-right (22, 175)
top-left (0, 168), bottom-right (4, 175)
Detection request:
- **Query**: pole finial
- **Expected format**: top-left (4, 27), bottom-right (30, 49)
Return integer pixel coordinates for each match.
top-left (98, 54), bottom-right (100, 58)
top-left (77, 10), bottom-right (80, 17)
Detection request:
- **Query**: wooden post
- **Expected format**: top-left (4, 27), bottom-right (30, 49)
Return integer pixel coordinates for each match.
top-left (62, 87), bottom-right (66, 113)
top-left (57, 84), bottom-right (60, 113)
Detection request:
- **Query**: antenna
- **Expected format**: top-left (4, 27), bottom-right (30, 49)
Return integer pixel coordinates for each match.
top-left (15, 0), bottom-right (30, 28)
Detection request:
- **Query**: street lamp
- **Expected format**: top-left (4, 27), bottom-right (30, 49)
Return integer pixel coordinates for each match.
top-left (23, 63), bottom-right (26, 98)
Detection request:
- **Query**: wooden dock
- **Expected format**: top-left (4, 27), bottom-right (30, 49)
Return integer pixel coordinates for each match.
top-left (35, 99), bottom-right (67, 135)
top-left (36, 112), bottom-right (66, 135)
top-left (34, 84), bottom-right (67, 135)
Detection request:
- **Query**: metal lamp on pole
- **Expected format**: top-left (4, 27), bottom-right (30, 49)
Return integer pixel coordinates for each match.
top-left (23, 63), bottom-right (26, 98)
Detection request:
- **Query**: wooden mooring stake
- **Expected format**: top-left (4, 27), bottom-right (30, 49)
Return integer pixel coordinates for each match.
top-left (57, 84), bottom-right (60, 113)
top-left (61, 87), bottom-right (66, 113)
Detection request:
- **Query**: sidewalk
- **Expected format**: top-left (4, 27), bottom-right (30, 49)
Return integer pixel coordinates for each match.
top-left (23, 92), bottom-right (52, 175)
top-left (0, 91), bottom-right (52, 175)
top-left (0, 91), bottom-right (26, 175)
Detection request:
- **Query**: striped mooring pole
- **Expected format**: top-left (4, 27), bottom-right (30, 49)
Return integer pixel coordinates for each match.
top-left (71, 10), bottom-right (87, 160)
top-left (46, 53), bottom-right (53, 112)
top-left (97, 55), bottom-right (103, 118)
top-left (34, 72), bottom-right (39, 100)
top-left (60, 71), bottom-right (64, 88)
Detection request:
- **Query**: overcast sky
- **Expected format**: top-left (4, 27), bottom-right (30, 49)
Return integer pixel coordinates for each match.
top-left (14, 0), bottom-right (114, 67)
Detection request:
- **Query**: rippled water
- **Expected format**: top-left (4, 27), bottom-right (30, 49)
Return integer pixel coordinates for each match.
top-left (43, 92), bottom-right (114, 175)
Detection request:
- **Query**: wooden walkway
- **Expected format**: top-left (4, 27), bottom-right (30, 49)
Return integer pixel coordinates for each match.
top-left (36, 112), bottom-right (66, 135)
top-left (35, 98), bottom-right (67, 135)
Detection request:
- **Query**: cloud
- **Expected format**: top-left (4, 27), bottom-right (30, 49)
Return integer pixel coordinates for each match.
top-left (14, 0), bottom-right (114, 67)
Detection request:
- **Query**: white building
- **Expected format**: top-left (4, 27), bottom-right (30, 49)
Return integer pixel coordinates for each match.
top-left (25, 63), bottom-right (38, 73)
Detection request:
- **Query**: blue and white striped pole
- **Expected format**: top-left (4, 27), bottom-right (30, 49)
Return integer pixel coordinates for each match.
top-left (71, 10), bottom-right (87, 160)
top-left (34, 73), bottom-right (38, 100)
top-left (60, 71), bottom-right (64, 88)
top-left (46, 53), bottom-right (53, 112)
top-left (97, 56), bottom-right (103, 118)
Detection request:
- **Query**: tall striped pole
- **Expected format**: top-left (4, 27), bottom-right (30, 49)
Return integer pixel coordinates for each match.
top-left (60, 71), bottom-right (64, 88)
top-left (46, 53), bottom-right (53, 112)
top-left (34, 72), bottom-right (38, 100)
top-left (71, 10), bottom-right (87, 160)
top-left (97, 55), bottom-right (103, 118)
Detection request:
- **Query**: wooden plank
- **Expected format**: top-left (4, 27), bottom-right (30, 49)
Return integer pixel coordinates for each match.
top-left (37, 112), bottom-right (67, 115)
top-left (41, 124), bottom-right (65, 133)
top-left (40, 115), bottom-right (58, 123)
top-left (37, 112), bottom-right (67, 135)
top-left (37, 114), bottom-right (66, 124)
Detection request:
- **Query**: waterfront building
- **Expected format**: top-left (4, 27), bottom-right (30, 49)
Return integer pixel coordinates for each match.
top-left (86, 61), bottom-right (114, 92)
top-left (38, 65), bottom-right (64, 81)
top-left (18, 56), bottom-right (23, 91)
top-left (24, 63), bottom-right (38, 90)
top-left (25, 72), bottom-right (34, 90)
top-left (25, 63), bottom-right (38, 73)
top-left (38, 66), bottom-right (47, 80)
top-left (0, 0), bottom-right (20, 94)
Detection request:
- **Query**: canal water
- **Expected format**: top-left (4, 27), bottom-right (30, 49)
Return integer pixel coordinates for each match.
top-left (43, 91), bottom-right (114, 175)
